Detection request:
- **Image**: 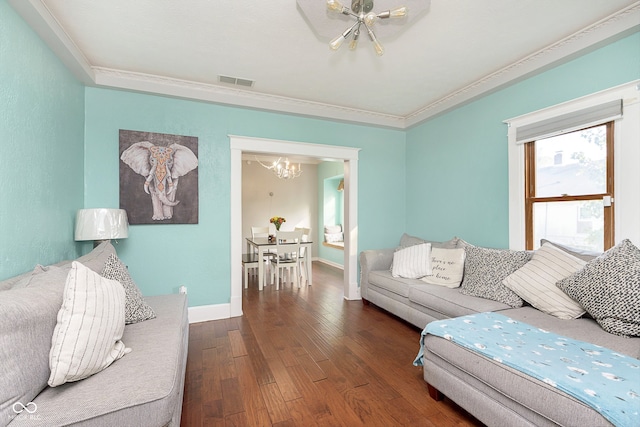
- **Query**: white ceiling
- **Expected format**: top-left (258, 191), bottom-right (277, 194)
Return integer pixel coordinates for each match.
top-left (9, 0), bottom-right (640, 129)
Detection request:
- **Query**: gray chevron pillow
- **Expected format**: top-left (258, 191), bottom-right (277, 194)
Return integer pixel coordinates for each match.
top-left (101, 254), bottom-right (156, 324)
top-left (460, 245), bottom-right (532, 307)
top-left (557, 239), bottom-right (640, 337)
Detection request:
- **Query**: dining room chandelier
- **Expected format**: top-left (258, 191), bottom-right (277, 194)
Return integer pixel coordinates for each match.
top-left (256, 157), bottom-right (302, 180)
top-left (326, 0), bottom-right (407, 56)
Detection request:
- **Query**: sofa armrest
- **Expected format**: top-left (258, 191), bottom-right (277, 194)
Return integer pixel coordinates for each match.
top-left (359, 248), bottom-right (395, 299)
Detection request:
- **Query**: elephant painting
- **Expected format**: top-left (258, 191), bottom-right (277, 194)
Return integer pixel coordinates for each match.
top-left (119, 130), bottom-right (199, 224)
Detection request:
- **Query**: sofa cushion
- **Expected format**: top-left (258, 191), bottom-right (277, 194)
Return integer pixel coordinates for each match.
top-left (368, 270), bottom-right (421, 298)
top-left (503, 307), bottom-right (640, 358)
top-left (102, 254), bottom-right (156, 324)
top-left (399, 233), bottom-right (459, 249)
top-left (10, 294), bottom-right (189, 427)
top-left (48, 261), bottom-right (129, 387)
top-left (75, 240), bottom-right (118, 273)
top-left (460, 245), bottom-right (532, 307)
top-left (399, 233), bottom-right (425, 248)
top-left (502, 243), bottom-right (586, 319)
top-left (0, 268), bottom-right (40, 291)
top-left (421, 247), bottom-right (466, 288)
top-left (409, 285), bottom-right (511, 319)
top-left (392, 243), bottom-right (432, 279)
top-left (540, 239), bottom-right (601, 262)
top-left (11, 265), bottom-right (71, 289)
top-left (0, 268), bottom-right (67, 423)
top-left (421, 307), bottom-right (639, 427)
top-left (557, 239), bottom-right (640, 337)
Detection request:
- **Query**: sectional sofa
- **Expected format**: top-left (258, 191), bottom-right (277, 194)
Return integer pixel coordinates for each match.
top-left (1, 242), bottom-right (188, 427)
top-left (360, 234), bottom-right (640, 427)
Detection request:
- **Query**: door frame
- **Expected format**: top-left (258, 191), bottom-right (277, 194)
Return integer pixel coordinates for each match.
top-left (229, 135), bottom-right (360, 317)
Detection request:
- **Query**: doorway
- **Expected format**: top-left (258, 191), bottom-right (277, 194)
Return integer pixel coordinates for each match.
top-left (229, 135), bottom-right (360, 317)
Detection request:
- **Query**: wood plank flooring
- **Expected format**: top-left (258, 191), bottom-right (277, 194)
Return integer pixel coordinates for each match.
top-left (180, 262), bottom-right (485, 427)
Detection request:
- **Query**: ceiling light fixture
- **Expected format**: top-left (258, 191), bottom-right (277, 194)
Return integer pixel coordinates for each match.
top-left (326, 0), bottom-right (407, 56)
top-left (256, 156), bottom-right (302, 180)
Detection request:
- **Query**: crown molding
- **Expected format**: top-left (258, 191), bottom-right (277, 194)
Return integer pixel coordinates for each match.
top-left (404, 2), bottom-right (640, 128)
top-left (91, 67), bottom-right (407, 129)
top-left (9, 0), bottom-right (640, 130)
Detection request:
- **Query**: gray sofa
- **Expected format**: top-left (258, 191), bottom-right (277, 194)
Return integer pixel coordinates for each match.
top-left (1, 242), bottom-right (188, 427)
top-left (360, 234), bottom-right (640, 427)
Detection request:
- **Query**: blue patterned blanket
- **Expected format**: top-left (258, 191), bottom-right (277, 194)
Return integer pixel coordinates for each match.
top-left (413, 312), bottom-right (640, 427)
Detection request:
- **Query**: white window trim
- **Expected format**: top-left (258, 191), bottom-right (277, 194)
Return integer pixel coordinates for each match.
top-left (505, 80), bottom-right (640, 250)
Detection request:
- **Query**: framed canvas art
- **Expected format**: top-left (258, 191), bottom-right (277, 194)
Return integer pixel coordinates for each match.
top-left (119, 129), bottom-right (199, 225)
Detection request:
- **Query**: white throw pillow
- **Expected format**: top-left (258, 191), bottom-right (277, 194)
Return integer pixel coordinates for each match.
top-left (48, 261), bottom-right (130, 387)
top-left (392, 243), bottom-right (432, 279)
top-left (502, 243), bottom-right (586, 319)
top-left (421, 248), bottom-right (466, 288)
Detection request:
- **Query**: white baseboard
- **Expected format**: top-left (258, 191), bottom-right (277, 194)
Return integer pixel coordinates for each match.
top-left (317, 258), bottom-right (344, 270)
top-left (188, 303), bottom-right (241, 324)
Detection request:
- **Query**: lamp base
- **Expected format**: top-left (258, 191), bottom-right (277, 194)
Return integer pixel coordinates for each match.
top-left (93, 239), bottom-right (111, 248)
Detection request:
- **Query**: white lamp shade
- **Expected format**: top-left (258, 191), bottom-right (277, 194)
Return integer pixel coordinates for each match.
top-left (75, 209), bottom-right (129, 241)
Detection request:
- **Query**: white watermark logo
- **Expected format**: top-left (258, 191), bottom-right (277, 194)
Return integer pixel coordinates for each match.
top-left (12, 402), bottom-right (37, 414)
top-left (9, 401), bottom-right (41, 421)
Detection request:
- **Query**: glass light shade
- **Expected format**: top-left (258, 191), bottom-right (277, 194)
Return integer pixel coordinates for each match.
top-left (373, 40), bottom-right (384, 56)
top-left (74, 209), bottom-right (129, 241)
top-left (326, 0), bottom-right (344, 12)
top-left (330, 35), bottom-right (346, 50)
top-left (389, 6), bottom-right (408, 17)
top-left (364, 12), bottom-right (378, 26)
top-left (366, 25), bottom-right (384, 56)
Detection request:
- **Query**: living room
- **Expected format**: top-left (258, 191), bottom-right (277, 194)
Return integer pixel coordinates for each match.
top-left (3, 0), bottom-right (639, 319)
top-left (1, 1), bottom-right (639, 426)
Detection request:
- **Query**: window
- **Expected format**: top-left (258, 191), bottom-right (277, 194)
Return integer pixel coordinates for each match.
top-left (505, 81), bottom-right (639, 251)
top-left (524, 123), bottom-right (614, 251)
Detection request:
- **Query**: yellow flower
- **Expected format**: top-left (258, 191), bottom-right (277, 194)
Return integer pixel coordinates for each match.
top-left (270, 216), bottom-right (286, 230)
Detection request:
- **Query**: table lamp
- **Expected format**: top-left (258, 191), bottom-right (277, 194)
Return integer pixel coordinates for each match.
top-left (74, 208), bottom-right (129, 247)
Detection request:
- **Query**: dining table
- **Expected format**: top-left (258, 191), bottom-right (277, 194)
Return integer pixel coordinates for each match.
top-left (245, 236), bottom-right (313, 291)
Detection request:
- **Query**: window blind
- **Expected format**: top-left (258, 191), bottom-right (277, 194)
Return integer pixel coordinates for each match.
top-left (515, 99), bottom-right (622, 144)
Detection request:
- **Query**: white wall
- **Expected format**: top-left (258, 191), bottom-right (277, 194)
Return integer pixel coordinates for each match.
top-left (242, 160), bottom-right (319, 257)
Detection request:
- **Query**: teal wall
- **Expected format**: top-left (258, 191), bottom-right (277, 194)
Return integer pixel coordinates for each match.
top-left (317, 162), bottom-right (345, 266)
top-left (0, 1), bottom-right (85, 280)
top-left (3, 0), bottom-right (638, 311)
top-left (84, 88), bottom-right (406, 306)
top-left (406, 31), bottom-right (640, 249)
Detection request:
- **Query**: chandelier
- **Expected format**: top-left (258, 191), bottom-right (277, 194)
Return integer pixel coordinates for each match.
top-left (326, 0), bottom-right (407, 56)
top-left (297, 0), bottom-right (429, 56)
top-left (256, 157), bottom-right (302, 180)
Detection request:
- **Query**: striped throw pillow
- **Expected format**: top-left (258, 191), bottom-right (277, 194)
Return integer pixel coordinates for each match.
top-left (392, 243), bottom-right (432, 279)
top-left (48, 261), bottom-right (129, 387)
top-left (502, 243), bottom-right (586, 319)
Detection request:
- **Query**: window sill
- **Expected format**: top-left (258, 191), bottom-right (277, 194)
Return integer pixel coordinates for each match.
top-left (323, 241), bottom-right (344, 250)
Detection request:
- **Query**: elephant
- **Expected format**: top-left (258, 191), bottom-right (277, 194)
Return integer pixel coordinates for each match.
top-left (121, 141), bottom-right (198, 221)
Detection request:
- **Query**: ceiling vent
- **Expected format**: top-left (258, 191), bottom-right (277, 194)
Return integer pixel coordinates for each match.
top-left (218, 75), bottom-right (254, 88)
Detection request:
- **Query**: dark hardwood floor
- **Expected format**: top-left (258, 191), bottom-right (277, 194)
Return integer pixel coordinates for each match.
top-left (180, 262), bottom-right (484, 426)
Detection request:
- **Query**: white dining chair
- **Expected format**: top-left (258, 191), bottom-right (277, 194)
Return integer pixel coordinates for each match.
top-left (242, 253), bottom-right (261, 289)
top-left (294, 227), bottom-right (311, 285)
top-left (250, 226), bottom-right (270, 248)
top-left (270, 230), bottom-right (303, 290)
top-left (243, 226), bottom-right (273, 288)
